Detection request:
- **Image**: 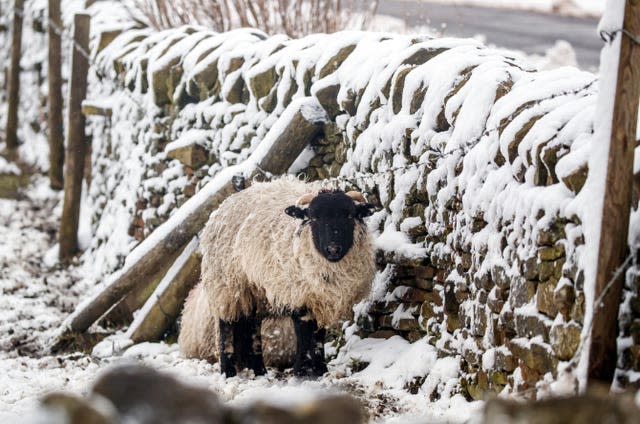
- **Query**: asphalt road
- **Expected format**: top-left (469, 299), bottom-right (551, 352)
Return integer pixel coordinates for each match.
top-left (379, 0), bottom-right (602, 70)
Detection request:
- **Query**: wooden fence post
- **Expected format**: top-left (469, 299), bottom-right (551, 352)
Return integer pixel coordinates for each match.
top-left (48, 0), bottom-right (64, 189)
top-left (59, 13), bottom-right (90, 262)
top-left (5, 0), bottom-right (24, 152)
top-left (588, 0), bottom-right (640, 384)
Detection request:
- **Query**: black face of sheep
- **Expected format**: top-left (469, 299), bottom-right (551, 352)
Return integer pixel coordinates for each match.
top-left (285, 190), bottom-right (375, 262)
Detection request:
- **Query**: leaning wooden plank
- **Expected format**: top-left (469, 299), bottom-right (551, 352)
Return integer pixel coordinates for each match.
top-left (99, 246), bottom-right (184, 328)
top-left (50, 97), bottom-right (327, 352)
top-left (126, 237), bottom-right (201, 343)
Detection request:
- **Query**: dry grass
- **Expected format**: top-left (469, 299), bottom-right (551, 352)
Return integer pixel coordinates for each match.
top-left (127, 0), bottom-right (379, 37)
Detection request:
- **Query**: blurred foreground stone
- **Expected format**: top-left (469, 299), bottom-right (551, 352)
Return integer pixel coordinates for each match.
top-left (482, 387), bottom-right (640, 424)
top-left (39, 364), bottom-right (365, 424)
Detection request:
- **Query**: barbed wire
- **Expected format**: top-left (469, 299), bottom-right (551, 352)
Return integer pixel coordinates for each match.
top-left (600, 29), bottom-right (640, 46)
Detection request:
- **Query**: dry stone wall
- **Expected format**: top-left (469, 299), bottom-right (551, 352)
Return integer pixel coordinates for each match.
top-left (83, 25), bottom-right (640, 396)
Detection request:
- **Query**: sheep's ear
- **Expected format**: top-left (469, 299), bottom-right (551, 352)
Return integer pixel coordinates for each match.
top-left (285, 205), bottom-right (308, 220)
top-left (356, 203), bottom-right (375, 219)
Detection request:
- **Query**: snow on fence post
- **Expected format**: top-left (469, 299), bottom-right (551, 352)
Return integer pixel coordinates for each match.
top-left (48, 0), bottom-right (64, 190)
top-left (5, 0), bottom-right (24, 153)
top-left (588, 0), bottom-right (640, 384)
top-left (50, 97), bottom-right (328, 352)
top-left (59, 13), bottom-right (91, 263)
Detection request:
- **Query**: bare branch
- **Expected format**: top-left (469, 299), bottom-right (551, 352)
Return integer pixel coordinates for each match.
top-left (127, 0), bottom-right (378, 37)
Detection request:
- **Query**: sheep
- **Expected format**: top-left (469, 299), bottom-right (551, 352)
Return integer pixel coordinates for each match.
top-left (178, 178), bottom-right (376, 377)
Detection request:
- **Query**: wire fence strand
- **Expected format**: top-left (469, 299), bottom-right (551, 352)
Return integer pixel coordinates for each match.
top-left (600, 29), bottom-right (640, 46)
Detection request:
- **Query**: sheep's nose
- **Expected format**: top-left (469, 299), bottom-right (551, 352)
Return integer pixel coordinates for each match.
top-left (326, 243), bottom-right (342, 256)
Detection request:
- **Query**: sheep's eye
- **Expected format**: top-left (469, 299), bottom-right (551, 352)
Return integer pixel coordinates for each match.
top-left (347, 214), bottom-right (354, 219)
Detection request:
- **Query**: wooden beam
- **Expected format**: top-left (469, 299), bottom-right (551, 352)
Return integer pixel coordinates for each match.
top-left (588, 0), bottom-right (640, 384)
top-left (98, 245), bottom-right (184, 327)
top-left (59, 13), bottom-right (91, 263)
top-left (127, 237), bottom-right (201, 343)
top-left (48, 0), bottom-right (64, 190)
top-left (51, 97), bottom-right (327, 351)
top-left (5, 0), bottom-right (24, 151)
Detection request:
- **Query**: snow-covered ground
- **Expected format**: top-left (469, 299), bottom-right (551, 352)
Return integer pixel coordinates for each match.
top-left (397, 0), bottom-right (603, 17)
top-left (0, 175), bottom-right (482, 422)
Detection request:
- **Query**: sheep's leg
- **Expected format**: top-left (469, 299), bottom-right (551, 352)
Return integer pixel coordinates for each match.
top-left (311, 327), bottom-right (328, 375)
top-left (219, 319), bottom-right (237, 377)
top-left (292, 310), bottom-right (327, 376)
top-left (232, 313), bottom-right (267, 376)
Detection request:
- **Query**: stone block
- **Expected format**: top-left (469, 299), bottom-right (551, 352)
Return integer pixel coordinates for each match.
top-left (521, 256), bottom-right (539, 280)
top-left (369, 330), bottom-right (397, 339)
top-left (379, 315), bottom-right (420, 331)
top-left (471, 304), bottom-right (488, 337)
top-left (494, 349), bottom-right (517, 372)
top-left (536, 223), bottom-right (566, 246)
top-left (536, 278), bottom-right (559, 318)
top-left (562, 163), bottom-right (588, 194)
top-left (484, 388), bottom-right (640, 424)
top-left (446, 313), bottom-right (462, 333)
top-left (550, 321), bottom-right (581, 361)
top-left (539, 243), bottom-right (566, 262)
top-left (487, 289), bottom-right (505, 314)
top-left (396, 286), bottom-right (441, 304)
top-left (509, 339), bottom-right (558, 375)
top-left (248, 65), bottom-right (277, 99)
top-left (444, 282), bottom-right (458, 314)
top-left (631, 319), bottom-right (640, 345)
top-left (391, 66), bottom-right (415, 114)
top-left (223, 74), bottom-right (249, 104)
top-left (499, 310), bottom-right (517, 338)
top-left (508, 278), bottom-right (537, 309)
top-left (414, 278), bottom-right (435, 291)
top-left (0, 171), bottom-right (31, 199)
top-left (370, 300), bottom-right (400, 315)
top-left (515, 313), bottom-right (551, 342)
top-left (314, 82), bottom-right (341, 119)
top-left (553, 282), bottom-right (576, 320)
top-left (356, 313), bottom-right (375, 333)
top-left (166, 143), bottom-right (209, 168)
top-left (318, 44), bottom-right (357, 78)
top-left (41, 392), bottom-right (115, 424)
top-left (570, 292), bottom-right (585, 324)
top-left (406, 331), bottom-right (424, 342)
top-left (492, 266), bottom-right (511, 290)
top-left (538, 259), bottom-right (563, 281)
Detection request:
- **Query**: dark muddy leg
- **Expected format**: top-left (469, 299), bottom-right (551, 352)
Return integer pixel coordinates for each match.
top-left (233, 313), bottom-right (266, 376)
top-left (312, 327), bottom-right (328, 375)
top-left (292, 309), bottom-right (327, 377)
top-left (219, 319), bottom-right (236, 377)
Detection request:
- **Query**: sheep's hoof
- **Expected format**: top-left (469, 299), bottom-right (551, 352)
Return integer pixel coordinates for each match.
top-left (220, 361), bottom-right (237, 378)
top-left (294, 362), bottom-right (327, 377)
top-left (314, 362), bottom-right (328, 375)
top-left (251, 363), bottom-right (267, 376)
